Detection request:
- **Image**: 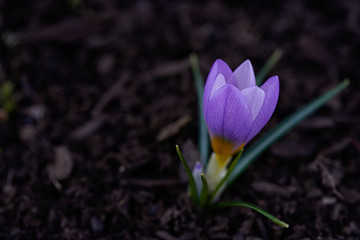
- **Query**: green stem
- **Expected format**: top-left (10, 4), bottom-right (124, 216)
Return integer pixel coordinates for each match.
top-left (209, 149), bottom-right (244, 203)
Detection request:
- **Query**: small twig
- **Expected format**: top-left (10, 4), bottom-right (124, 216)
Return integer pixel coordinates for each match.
top-left (47, 165), bottom-right (62, 190)
top-left (120, 179), bottom-right (182, 188)
top-left (316, 158), bottom-right (344, 200)
top-left (149, 58), bottom-right (189, 78)
top-left (92, 76), bottom-right (127, 117)
top-left (315, 138), bottom-right (351, 200)
top-left (69, 114), bottom-right (107, 140)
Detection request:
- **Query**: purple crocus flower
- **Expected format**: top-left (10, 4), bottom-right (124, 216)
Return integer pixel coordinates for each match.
top-left (203, 59), bottom-right (279, 167)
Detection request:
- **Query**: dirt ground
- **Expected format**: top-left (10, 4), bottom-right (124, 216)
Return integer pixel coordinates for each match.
top-left (0, 0), bottom-right (360, 239)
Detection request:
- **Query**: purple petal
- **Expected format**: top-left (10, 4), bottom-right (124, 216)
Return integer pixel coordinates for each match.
top-left (203, 59), bottom-right (232, 116)
top-left (205, 84), bottom-right (253, 149)
top-left (209, 74), bottom-right (226, 101)
top-left (228, 60), bottom-right (256, 90)
top-left (246, 76), bottom-right (279, 142)
top-left (241, 86), bottom-right (265, 120)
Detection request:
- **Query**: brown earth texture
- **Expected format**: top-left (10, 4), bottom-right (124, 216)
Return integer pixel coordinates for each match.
top-left (1, 0), bottom-right (360, 239)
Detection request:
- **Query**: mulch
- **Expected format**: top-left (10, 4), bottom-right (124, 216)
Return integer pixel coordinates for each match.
top-left (0, 0), bottom-right (360, 239)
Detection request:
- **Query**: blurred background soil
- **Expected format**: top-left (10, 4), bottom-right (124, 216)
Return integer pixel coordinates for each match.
top-left (0, 0), bottom-right (360, 239)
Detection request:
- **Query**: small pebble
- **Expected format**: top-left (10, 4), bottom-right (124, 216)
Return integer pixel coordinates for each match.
top-left (91, 216), bottom-right (104, 233)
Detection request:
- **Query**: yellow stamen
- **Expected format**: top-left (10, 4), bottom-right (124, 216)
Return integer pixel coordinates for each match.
top-left (211, 136), bottom-right (245, 167)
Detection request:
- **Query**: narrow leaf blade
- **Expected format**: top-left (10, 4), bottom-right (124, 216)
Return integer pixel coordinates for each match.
top-left (189, 53), bottom-right (209, 166)
top-left (213, 201), bottom-right (289, 228)
top-left (176, 145), bottom-right (198, 203)
top-left (199, 174), bottom-right (209, 208)
top-left (256, 49), bottom-right (283, 85)
top-left (226, 79), bottom-right (349, 187)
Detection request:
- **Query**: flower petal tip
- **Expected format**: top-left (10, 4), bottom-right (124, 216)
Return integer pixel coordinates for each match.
top-left (229, 59), bottom-right (256, 90)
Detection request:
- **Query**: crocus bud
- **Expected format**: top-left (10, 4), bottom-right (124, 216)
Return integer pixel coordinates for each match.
top-left (203, 59), bottom-right (279, 168)
top-left (192, 161), bottom-right (204, 197)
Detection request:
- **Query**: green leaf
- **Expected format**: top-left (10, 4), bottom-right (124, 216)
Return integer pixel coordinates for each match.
top-left (176, 145), bottom-right (198, 203)
top-left (225, 79), bottom-right (350, 189)
top-left (4, 100), bottom-right (16, 113)
top-left (256, 49), bottom-right (283, 86)
top-left (213, 200), bottom-right (289, 228)
top-left (189, 53), bottom-right (210, 166)
top-left (0, 81), bottom-right (14, 102)
top-left (199, 174), bottom-right (209, 208)
top-left (67, 0), bottom-right (82, 9)
top-left (209, 149), bottom-right (244, 203)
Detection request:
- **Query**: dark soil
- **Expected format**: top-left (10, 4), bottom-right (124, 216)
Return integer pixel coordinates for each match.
top-left (1, 0), bottom-right (360, 239)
